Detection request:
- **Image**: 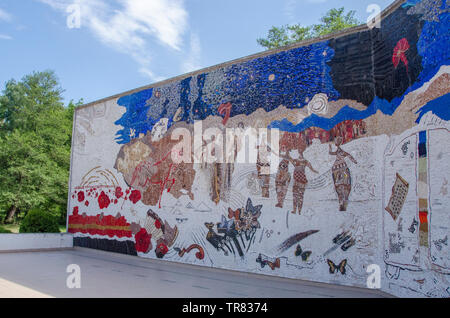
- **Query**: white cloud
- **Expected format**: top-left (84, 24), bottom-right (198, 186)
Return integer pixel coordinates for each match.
top-left (181, 32), bottom-right (202, 74)
top-left (0, 34), bottom-right (12, 40)
top-left (284, 0), bottom-right (329, 22)
top-left (283, 0), bottom-right (297, 22)
top-left (138, 67), bottom-right (165, 83)
top-left (0, 8), bottom-right (12, 22)
top-left (39, 0), bottom-right (190, 81)
top-left (123, 0), bottom-right (188, 50)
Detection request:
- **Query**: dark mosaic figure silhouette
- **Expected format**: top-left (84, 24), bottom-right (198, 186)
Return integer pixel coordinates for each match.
top-left (329, 137), bottom-right (357, 211)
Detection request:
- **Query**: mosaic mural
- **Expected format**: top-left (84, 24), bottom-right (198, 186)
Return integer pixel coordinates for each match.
top-left (68, 0), bottom-right (450, 297)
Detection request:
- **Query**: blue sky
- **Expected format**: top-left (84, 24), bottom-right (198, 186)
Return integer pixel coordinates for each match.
top-left (0, 0), bottom-right (393, 105)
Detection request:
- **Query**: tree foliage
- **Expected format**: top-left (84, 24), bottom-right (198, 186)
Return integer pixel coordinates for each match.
top-left (257, 7), bottom-right (361, 50)
top-left (0, 71), bottom-right (79, 224)
top-left (19, 208), bottom-right (60, 233)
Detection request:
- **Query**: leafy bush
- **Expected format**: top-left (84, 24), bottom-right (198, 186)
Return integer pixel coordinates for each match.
top-left (19, 209), bottom-right (60, 233)
top-left (0, 226), bottom-right (12, 233)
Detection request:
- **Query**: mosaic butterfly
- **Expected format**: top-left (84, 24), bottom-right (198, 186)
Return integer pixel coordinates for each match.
top-left (327, 259), bottom-right (347, 275)
top-left (295, 244), bottom-right (312, 261)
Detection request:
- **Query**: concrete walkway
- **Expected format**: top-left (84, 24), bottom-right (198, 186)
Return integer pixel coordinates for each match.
top-left (0, 247), bottom-right (392, 298)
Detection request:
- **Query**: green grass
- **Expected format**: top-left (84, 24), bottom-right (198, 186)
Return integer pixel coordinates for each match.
top-left (0, 223), bottom-right (66, 234)
top-left (1, 224), bottom-right (19, 233)
top-left (0, 225), bottom-right (12, 233)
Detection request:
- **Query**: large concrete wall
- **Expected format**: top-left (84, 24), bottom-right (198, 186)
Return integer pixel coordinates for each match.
top-left (67, 0), bottom-right (449, 297)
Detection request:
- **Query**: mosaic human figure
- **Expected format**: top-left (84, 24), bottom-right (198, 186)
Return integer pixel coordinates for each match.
top-left (278, 149), bottom-right (318, 215)
top-left (275, 159), bottom-right (291, 208)
top-left (329, 137), bottom-right (357, 211)
top-left (256, 157), bottom-right (271, 198)
top-left (256, 144), bottom-right (271, 198)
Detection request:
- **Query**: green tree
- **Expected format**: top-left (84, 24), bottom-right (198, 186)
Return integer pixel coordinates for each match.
top-left (257, 7), bottom-right (361, 50)
top-left (0, 71), bottom-right (78, 224)
top-left (257, 25), bottom-right (313, 50)
top-left (312, 7), bottom-right (360, 37)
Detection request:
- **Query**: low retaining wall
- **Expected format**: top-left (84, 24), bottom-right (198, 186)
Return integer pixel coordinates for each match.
top-left (0, 233), bottom-right (73, 252)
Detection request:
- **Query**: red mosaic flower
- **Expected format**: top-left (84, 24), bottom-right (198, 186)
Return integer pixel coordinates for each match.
top-left (98, 191), bottom-right (111, 209)
top-left (115, 187), bottom-right (123, 199)
top-left (154, 219), bottom-right (161, 229)
top-left (77, 191), bottom-right (85, 202)
top-left (73, 206), bottom-right (79, 215)
top-left (135, 228), bottom-right (152, 253)
top-left (155, 243), bottom-right (169, 259)
top-left (129, 190), bottom-right (141, 204)
top-left (392, 38), bottom-right (409, 72)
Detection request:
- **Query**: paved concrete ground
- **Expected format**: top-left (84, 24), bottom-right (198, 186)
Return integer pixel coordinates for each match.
top-left (0, 247), bottom-right (392, 298)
